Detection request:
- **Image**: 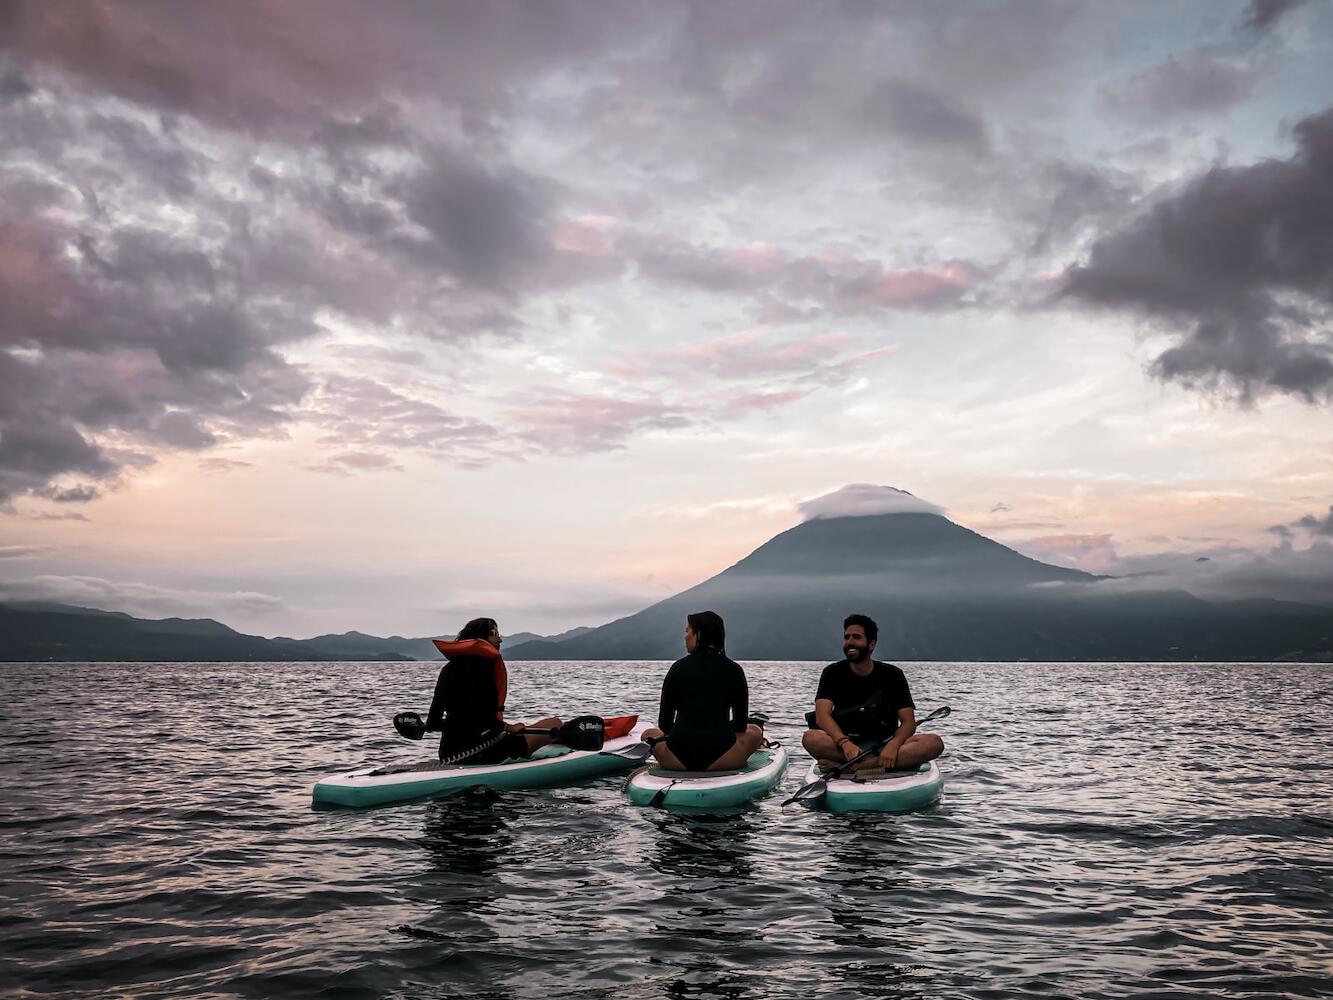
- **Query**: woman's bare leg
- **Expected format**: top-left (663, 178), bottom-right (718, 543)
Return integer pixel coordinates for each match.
top-left (520, 716), bottom-right (562, 754)
top-left (707, 724), bottom-right (765, 771)
top-left (642, 727), bottom-right (689, 770)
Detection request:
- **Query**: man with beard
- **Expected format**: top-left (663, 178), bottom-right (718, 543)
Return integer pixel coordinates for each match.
top-left (801, 613), bottom-right (944, 772)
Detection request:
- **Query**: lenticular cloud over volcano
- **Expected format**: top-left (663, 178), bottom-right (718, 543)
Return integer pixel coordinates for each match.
top-left (798, 484), bottom-right (947, 521)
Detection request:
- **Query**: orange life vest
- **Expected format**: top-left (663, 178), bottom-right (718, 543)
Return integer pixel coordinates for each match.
top-left (432, 638), bottom-right (508, 722)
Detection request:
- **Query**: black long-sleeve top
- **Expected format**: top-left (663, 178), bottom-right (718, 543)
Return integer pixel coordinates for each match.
top-left (426, 654), bottom-right (501, 745)
top-left (656, 648), bottom-right (748, 737)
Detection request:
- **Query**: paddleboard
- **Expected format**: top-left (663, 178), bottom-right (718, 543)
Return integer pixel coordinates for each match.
top-left (625, 745), bottom-right (789, 809)
top-left (312, 716), bottom-right (645, 808)
top-left (803, 759), bottom-right (943, 813)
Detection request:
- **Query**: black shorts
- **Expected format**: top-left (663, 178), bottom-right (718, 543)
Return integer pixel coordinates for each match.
top-left (666, 731), bottom-right (737, 771)
top-left (440, 729), bottom-right (530, 765)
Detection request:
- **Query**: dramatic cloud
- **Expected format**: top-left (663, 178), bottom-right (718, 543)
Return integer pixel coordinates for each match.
top-left (1271, 504), bottom-right (1333, 537)
top-left (1100, 50), bottom-right (1264, 119)
top-left (1060, 106), bottom-right (1333, 404)
top-left (630, 237), bottom-right (984, 315)
top-left (306, 375), bottom-right (508, 470)
top-left (863, 78), bottom-right (990, 155)
top-left (799, 484), bottom-right (946, 521)
top-left (1242, 0), bottom-right (1307, 32)
top-left (32, 484), bottom-right (100, 503)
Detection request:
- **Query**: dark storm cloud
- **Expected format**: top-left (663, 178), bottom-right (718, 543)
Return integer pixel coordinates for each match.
top-left (1060, 106), bottom-right (1333, 403)
top-left (1029, 160), bottom-right (1140, 255)
top-left (1242, 0), bottom-right (1307, 32)
top-left (396, 153), bottom-right (553, 291)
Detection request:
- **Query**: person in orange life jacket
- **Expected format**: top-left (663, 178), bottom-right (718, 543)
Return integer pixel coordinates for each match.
top-left (425, 617), bottom-right (562, 764)
top-left (640, 611), bottom-right (765, 772)
top-left (801, 613), bottom-right (944, 772)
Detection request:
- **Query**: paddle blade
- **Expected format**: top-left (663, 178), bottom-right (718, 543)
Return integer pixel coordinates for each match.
top-left (600, 740), bottom-right (652, 762)
top-left (603, 715), bottom-right (638, 740)
top-left (555, 715), bottom-right (606, 751)
top-left (782, 777), bottom-right (827, 807)
top-left (394, 711), bottom-right (427, 741)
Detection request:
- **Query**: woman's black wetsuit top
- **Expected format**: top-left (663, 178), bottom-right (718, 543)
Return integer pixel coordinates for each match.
top-left (657, 649), bottom-right (749, 770)
top-left (426, 654), bottom-right (525, 763)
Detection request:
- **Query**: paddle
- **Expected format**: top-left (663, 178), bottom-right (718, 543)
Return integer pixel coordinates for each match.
top-left (780, 705), bottom-right (951, 807)
top-left (392, 712), bottom-right (611, 752)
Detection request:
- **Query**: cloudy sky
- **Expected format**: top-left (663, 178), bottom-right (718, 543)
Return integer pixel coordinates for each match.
top-left (2, 0), bottom-right (1331, 638)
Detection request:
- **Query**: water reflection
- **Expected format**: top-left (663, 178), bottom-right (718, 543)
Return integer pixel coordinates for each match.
top-left (647, 810), bottom-right (756, 883)
top-left (811, 816), bottom-right (937, 998)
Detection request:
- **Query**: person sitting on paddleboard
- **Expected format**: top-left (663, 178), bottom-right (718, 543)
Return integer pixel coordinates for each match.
top-left (641, 611), bottom-right (765, 772)
top-left (426, 617), bottom-right (563, 764)
top-left (801, 613), bottom-right (944, 773)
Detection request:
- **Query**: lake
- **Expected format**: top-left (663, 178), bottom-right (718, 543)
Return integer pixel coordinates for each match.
top-left (2, 660), bottom-right (1330, 998)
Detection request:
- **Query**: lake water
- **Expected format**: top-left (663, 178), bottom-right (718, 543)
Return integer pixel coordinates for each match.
top-left (2, 660), bottom-right (1330, 999)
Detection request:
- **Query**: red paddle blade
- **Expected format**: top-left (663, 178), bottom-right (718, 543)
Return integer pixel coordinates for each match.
top-left (602, 715), bottom-right (638, 739)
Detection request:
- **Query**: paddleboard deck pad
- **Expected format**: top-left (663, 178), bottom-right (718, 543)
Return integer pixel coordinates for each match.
top-left (804, 759), bottom-right (943, 813)
top-left (625, 745), bottom-right (788, 809)
top-left (312, 717), bottom-right (644, 808)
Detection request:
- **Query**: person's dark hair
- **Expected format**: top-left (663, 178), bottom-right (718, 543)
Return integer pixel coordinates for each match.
top-left (687, 610), bottom-right (726, 653)
top-left (457, 617), bottom-right (499, 642)
top-left (843, 613), bottom-right (878, 643)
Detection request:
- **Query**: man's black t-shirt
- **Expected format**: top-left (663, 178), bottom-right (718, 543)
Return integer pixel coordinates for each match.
top-left (814, 659), bottom-right (915, 739)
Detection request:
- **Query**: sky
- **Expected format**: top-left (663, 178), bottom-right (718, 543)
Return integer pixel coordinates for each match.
top-left (1, 0), bottom-right (1332, 638)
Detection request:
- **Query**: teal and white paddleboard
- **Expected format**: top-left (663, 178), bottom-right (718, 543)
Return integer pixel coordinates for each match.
top-left (312, 722), bottom-right (647, 808)
top-left (803, 759), bottom-right (943, 813)
top-left (625, 746), bottom-right (789, 809)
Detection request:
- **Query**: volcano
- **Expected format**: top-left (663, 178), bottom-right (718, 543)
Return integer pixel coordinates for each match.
top-left (507, 501), bottom-right (1333, 662)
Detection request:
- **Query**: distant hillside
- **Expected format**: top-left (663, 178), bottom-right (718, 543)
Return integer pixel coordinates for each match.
top-left (0, 604), bottom-right (412, 662)
top-left (505, 512), bottom-right (1333, 662)
top-left (0, 603), bottom-right (596, 663)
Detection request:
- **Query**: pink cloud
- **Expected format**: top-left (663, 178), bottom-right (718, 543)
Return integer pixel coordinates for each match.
top-left (628, 231), bottom-right (984, 313)
top-left (552, 215), bottom-right (619, 256)
top-left (851, 261), bottom-right (979, 307)
top-left (510, 393), bottom-right (691, 453)
top-left (608, 329), bottom-right (858, 379)
top-left (1015, 533), bottom-right (1120, 573)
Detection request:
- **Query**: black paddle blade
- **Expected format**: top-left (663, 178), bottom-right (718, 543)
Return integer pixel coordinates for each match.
top-left (781, 777), bottom-right (827, 807)
top-left (555, 715), bottom-right (605, 751)
top-left (393, 711), bottom-right (427, 741)
top-left (649, 781), bottom-right (675, 808)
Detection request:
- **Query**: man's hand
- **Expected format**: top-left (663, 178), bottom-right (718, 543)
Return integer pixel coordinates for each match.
top-left (878, 743), bottom-right (900, 770)
top-left (841, 739), bottom-right (861, 763)
top-left (504, 722), bottom-right (523, 734)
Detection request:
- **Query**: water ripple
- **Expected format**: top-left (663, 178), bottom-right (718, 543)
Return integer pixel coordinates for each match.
top-left (2, 660), bottom-right (1331, 998)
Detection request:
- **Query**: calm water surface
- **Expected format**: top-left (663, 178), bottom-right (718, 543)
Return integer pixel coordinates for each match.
top-left (2, 660), bottom-right (1330, 999)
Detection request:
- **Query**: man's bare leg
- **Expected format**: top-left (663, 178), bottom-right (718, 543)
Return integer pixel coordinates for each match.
top-left (891, 733), bottom-right (945, 769)
top-left (802, 728), bottom-right (846, 771)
